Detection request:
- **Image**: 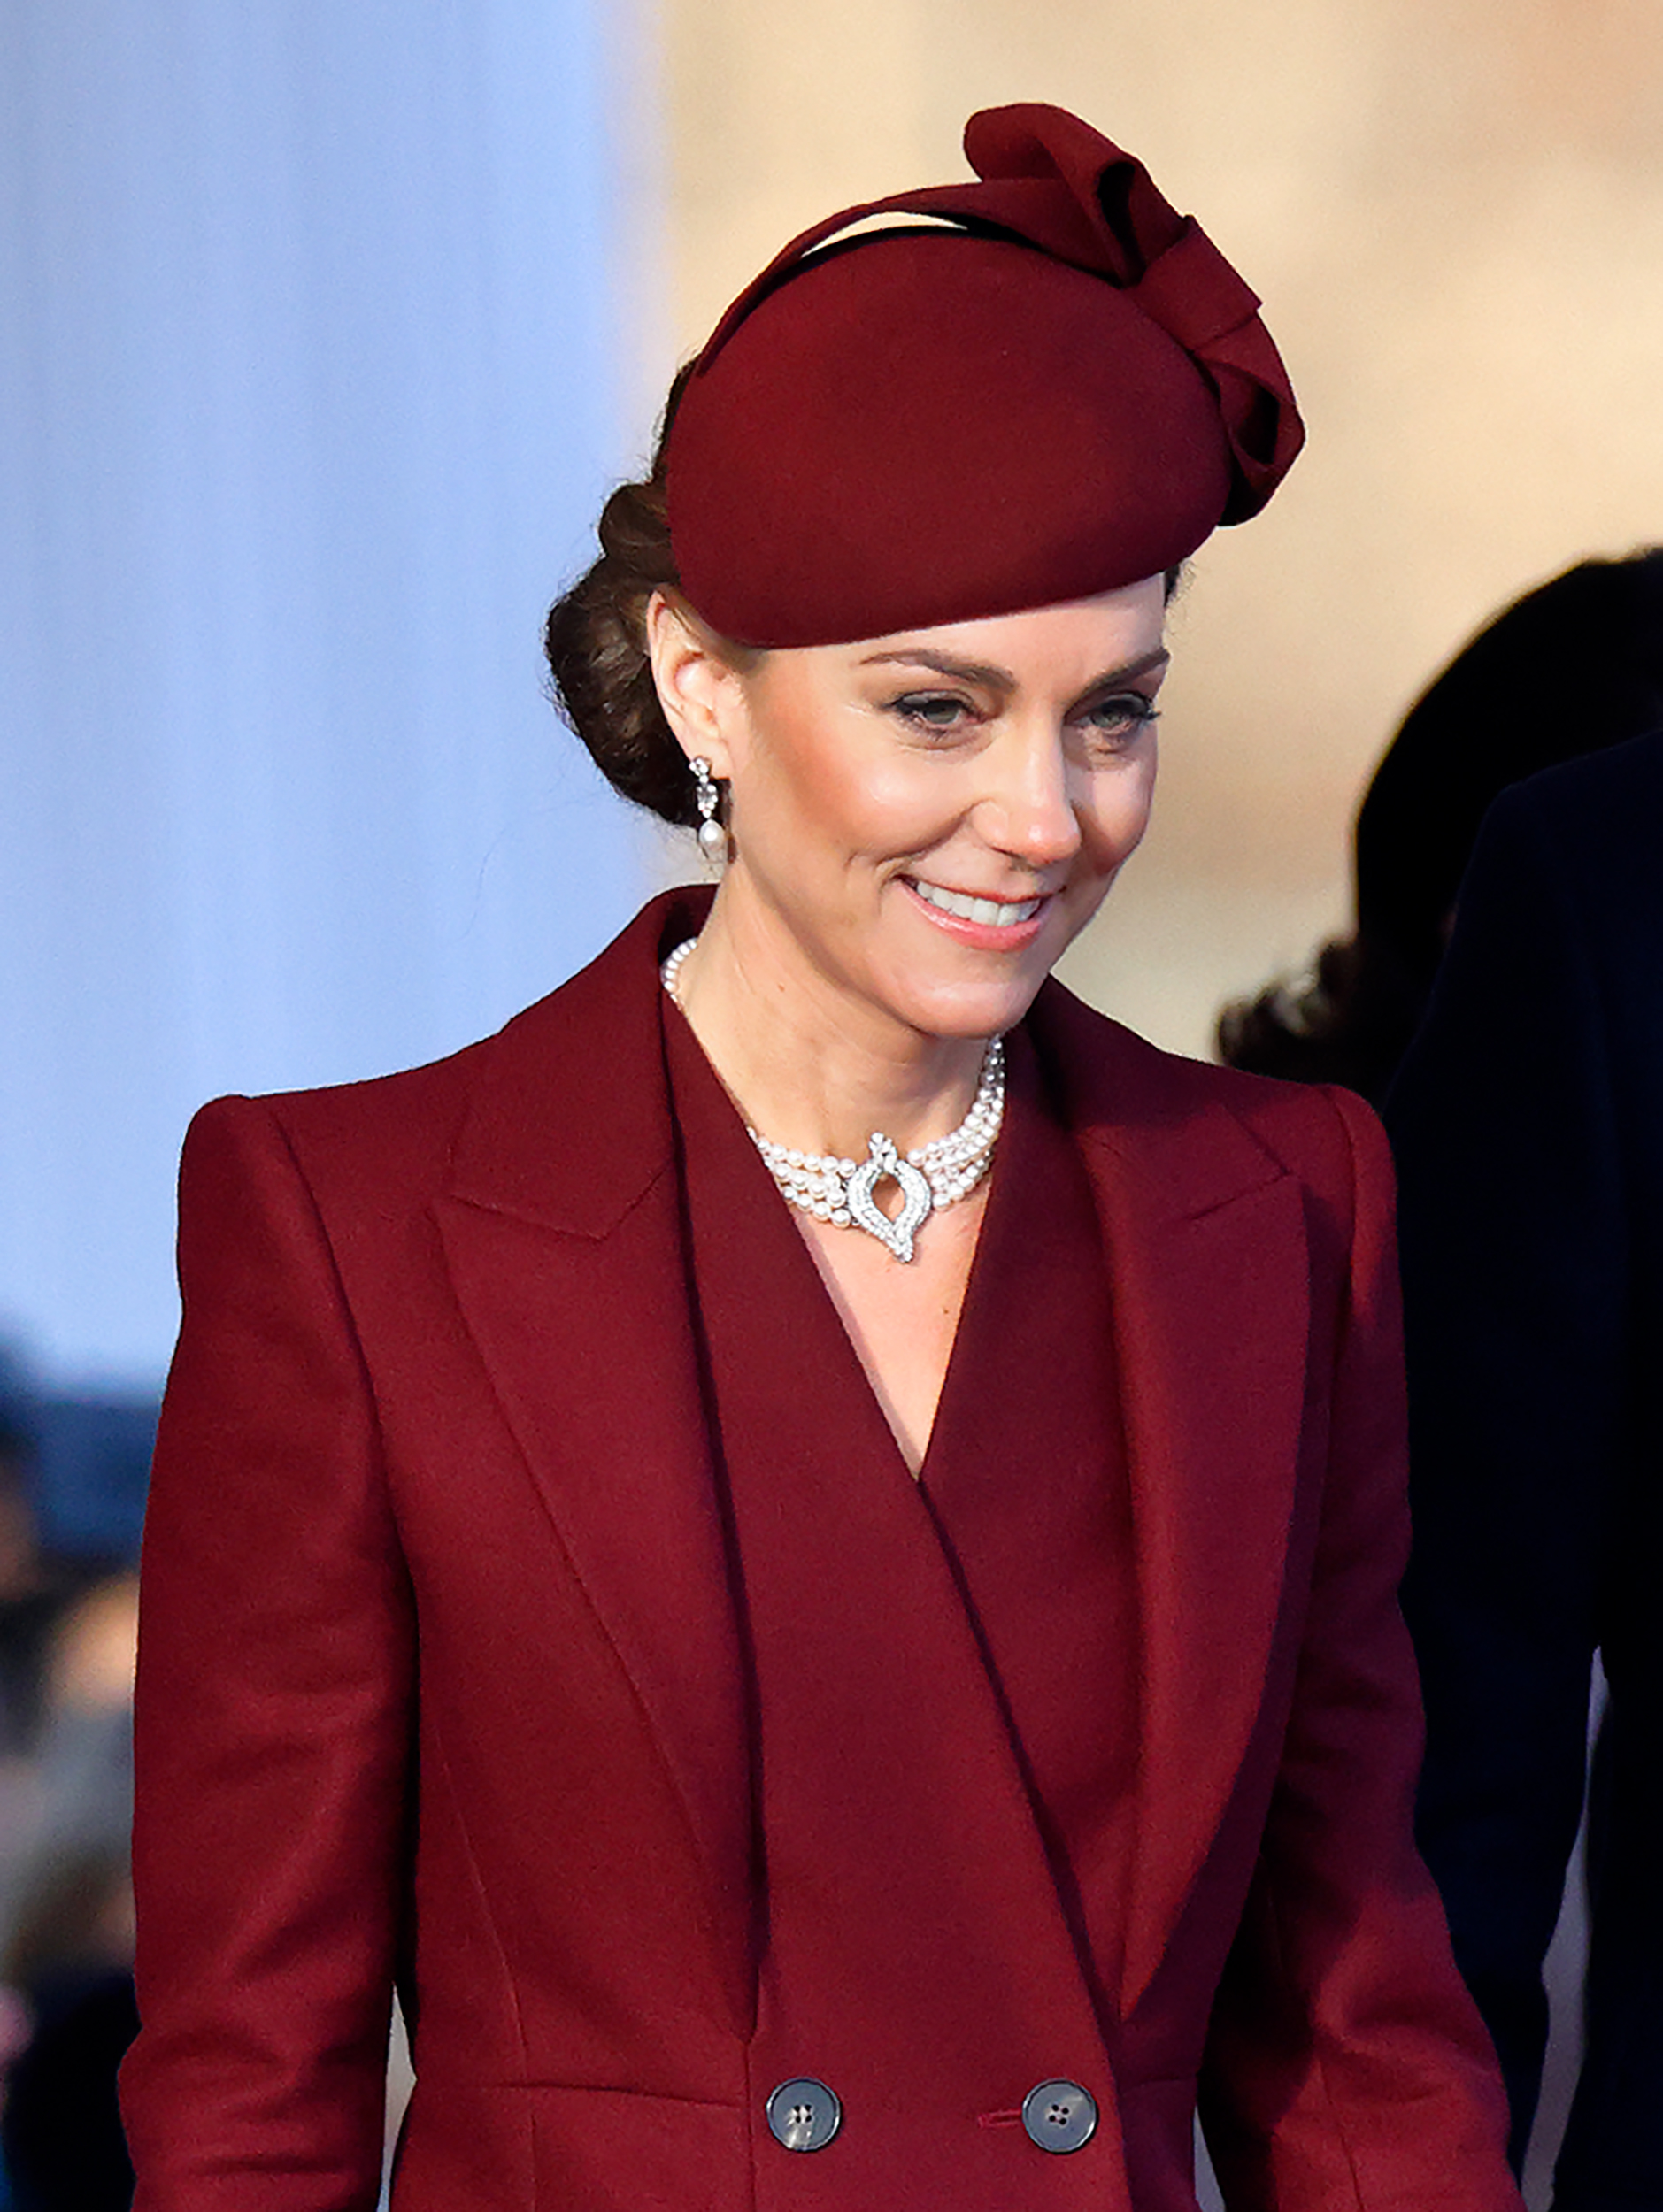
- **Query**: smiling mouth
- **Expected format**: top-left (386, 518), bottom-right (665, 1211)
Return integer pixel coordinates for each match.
top-left (908, 879), bottom-right (1044, 927)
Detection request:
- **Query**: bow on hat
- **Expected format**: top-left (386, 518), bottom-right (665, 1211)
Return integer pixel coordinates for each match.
top-left (697, 102), bottom-right (1302, 526)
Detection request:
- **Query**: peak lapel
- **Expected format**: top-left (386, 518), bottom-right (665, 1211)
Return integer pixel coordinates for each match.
top-left (1030, 987), bottom-right (1312, 2016)
top-left (434, 893), bottom-right (754, 2010)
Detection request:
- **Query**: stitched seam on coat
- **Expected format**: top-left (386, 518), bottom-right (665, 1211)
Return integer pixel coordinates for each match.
top-left (437, 1155), bottom-right (737, 1997)
top-left (432, 1717), bottom-right (533, 2082)
top-left (267, 1105), bottom-right (400, 1520)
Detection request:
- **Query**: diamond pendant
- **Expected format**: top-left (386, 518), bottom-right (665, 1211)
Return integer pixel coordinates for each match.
top-left (845, 1134), bottom-right (933, 1263)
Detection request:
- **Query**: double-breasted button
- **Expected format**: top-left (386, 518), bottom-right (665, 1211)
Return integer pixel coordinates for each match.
top-left (1021, 2078), bottom-right (1098, 2153)
top-left (766, 2077), bottom-right (843, 2152)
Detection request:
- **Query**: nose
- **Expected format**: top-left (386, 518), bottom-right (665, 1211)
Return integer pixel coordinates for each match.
top-left (978, 723), bottom-right (1083, 870)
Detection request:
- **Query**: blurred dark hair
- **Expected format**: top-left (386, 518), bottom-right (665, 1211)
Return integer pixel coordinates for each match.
top-left (1219, 549), bottom-right (1663, 1103)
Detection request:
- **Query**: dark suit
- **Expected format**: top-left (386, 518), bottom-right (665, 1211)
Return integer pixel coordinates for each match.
top-left (121, 889), bottom-right (1516, 2209)
top-left (1388, 729), bottom-right (1663, 2202)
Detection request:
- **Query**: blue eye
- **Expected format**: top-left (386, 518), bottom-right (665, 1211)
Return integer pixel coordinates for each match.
top-left (1083, 691), bottom-right (1160, 737)
top-left (889, 692), bottom-right (971, 731)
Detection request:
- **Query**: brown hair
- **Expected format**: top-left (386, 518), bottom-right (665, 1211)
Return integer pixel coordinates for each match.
top-left (543, 365), bottom-right (706, 828)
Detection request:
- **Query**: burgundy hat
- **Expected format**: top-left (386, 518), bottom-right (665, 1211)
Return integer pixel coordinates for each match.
top-left (664, 103), bottom-right (1303, 649)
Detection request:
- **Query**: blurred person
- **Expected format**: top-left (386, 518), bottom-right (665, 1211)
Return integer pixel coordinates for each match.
top-left (1, 1843), bottom-right (136, 2211)
top-left (123, 106), bottom-right (1520, 2208)
top-left (27, 1396), bottom-right (156, 1571)
top-left (0, 1363), bottom-right (141, 2207)
top-left (1386, 728), bottom-right (1663, 2198)
top-left (26, 1573), bottom-right (136, 1880)
top-left (1, 1352), bottom-right (137, 1983)
top-left (0, 1357), bottom-right (75, 1765)
top-left (1218, 552), bottom-right (1663, 1105)
top-left (0, 1347), bottom-right (148, 1771)
top-left (0, 1578), bottom-right (138, 2210)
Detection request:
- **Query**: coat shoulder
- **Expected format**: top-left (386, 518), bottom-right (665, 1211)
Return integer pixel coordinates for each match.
top-left (1483, 725), bottom-right (1663, 961)
top-left (184, 1021), bottom-right (505, 1213)
top-left (1029, 976), bottom-right (1382, 1208)
top-left (180, 892), bottom-right (707, 1214)
top-left (1504, 721), bottom-right (1663, 845)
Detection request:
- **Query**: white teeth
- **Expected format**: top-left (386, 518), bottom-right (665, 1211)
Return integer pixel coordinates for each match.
top-left (911, 879), bottom-right (1042, 927)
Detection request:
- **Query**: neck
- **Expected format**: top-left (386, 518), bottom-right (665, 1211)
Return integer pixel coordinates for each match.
top-left (666, 888), bottom-right (991, 1159)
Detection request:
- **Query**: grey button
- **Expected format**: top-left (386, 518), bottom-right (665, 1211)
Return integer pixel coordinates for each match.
top-left (766, 2077), bottom-right (843, 2152)
top-left (1021, 2078), bottom-right (1098, 2153)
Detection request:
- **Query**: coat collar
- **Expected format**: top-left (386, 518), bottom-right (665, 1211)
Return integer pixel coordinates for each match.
top-left (435, 887), bottom-right (763, 2026)
top-left (446, 887), bottom-right (715, 1235)
top-left (447, 889), bottom-right (1288, 1241)
top-left (439, 899), bottom-right (1312, 2025)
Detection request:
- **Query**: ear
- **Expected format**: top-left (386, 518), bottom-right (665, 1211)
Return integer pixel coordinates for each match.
top-left (645, 591), bottom-right (748, 780)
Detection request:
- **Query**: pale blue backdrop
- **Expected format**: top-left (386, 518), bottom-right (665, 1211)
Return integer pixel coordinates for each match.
top-left (1, 1), bottom-right (652, 1386)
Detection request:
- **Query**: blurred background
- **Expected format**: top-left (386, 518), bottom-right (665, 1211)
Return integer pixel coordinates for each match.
top-left (6, 0), bottom-right (1661, 2200)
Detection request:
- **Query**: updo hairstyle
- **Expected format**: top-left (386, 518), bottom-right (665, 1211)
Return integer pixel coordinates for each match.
top-left (543, 364), bottom-right (754, 830)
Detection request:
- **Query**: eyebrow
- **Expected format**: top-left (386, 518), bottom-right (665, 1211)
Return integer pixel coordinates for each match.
top-left (858, 645), bottom-right (1171, 693)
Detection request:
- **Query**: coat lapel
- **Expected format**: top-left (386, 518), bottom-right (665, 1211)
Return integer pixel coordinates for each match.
top-left (431, 891), bottom-right (756, 2015)
top-left (432, 924), bottom-right (1317, 2036)
top-left (1030, 984), bottom-right (1313, 2016)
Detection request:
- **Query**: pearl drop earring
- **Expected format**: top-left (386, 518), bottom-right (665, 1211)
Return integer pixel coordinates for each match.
top-left (689, 757), bottom-right (727, 872)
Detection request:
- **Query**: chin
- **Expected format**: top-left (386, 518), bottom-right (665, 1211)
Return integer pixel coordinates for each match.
top-left (899, 972), bottom-right (1049, 1044)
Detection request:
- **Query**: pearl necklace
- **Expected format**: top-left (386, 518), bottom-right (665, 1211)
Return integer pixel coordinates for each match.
top-left (659, 935), bottom-right (1005, 1263)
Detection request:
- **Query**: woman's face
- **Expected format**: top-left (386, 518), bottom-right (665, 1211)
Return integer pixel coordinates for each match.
top-left (672, 578), bottom-right (1167, 1046)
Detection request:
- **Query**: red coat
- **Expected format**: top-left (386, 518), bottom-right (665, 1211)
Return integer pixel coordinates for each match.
top-left (122, 890), bottom-right (1519, 2209)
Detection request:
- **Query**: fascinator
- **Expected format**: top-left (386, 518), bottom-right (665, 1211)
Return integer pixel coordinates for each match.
top-left (665, 103), bottom-right (1303, 647)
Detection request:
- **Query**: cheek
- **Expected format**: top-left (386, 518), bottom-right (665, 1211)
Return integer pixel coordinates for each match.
top-left (773, 741), bottom-right (942, 860)
top-left (853, 754), bottom-right (953, 841)
top-left (1080, 762), bottom-right (1157, 875)
top-left (737, 720), bottom-right (843, 856)
top-left (749, 699), bottom-right (854, 809)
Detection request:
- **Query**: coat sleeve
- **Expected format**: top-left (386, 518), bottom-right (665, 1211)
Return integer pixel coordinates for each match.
top-left (1385, 787), bottom-right (1625, 2169)
top-left (121, 1095), bottom-right (416, 2211)
top-left (1197, 1086), bottom-right (1521, 2208)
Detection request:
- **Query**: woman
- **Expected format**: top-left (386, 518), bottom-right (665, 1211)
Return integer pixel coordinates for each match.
top-left (121, 104), bottom-right (1521, 2208)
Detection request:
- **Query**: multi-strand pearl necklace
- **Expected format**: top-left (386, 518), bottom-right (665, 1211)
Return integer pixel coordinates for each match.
top-left (659, 935), bottom-right (1005, 1263)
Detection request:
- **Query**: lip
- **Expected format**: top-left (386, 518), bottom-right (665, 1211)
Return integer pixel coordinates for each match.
top-left (901, 874), bottom-right (1052, 950)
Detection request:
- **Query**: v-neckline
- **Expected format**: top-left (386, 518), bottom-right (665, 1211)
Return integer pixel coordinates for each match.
top-left (659, 995), bottom-right (1035, 1494)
